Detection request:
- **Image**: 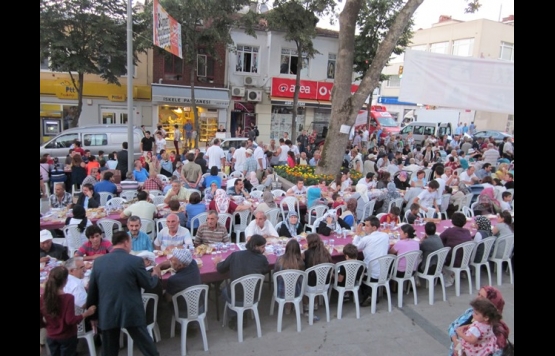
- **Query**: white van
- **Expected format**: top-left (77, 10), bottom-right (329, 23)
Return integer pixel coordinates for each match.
top-left (39, 125), bottom-right (143, 162)
top-left (399, 122), bottom-right (453, 146)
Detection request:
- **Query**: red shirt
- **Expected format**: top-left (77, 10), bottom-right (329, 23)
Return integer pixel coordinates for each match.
top-left (380, 213), bottom-right (400, 225)
top-left (40, 294), bottom-right (83, 340)
top-left (73, 147), bottom-right (85, 156)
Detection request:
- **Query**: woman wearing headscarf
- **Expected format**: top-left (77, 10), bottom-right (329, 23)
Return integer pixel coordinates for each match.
top-left (278, 211), bottom-right (303, 238)
top-left (377, 181), bottom-right (402, 214)
top-left (472, 215), bottom-right (493, 262)
top-left (254, 190), bottom-right (277, 214)
top-left (315, 209), bottom-right (350, 236)
top-left (351, 183), bottom-right (371, 223)
top-left (208, 189), bottom-right (250, 215)
top-left (448, 286), bottom-right (511, 356)
top-left (306, 186), bottom-right (324, 209)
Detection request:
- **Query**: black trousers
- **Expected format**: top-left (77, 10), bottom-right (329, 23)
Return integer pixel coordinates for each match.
top-left (46, 336), bottom-right (78, 356)
top-left (101, 326), bottom-right (159, 356)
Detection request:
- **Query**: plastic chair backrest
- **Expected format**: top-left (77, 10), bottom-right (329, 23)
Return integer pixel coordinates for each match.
top-left (361, 200), bottom-right (376, 221)
top-left (367, 255), bottom-right (396, 284)
top-left (98, 192), bottom-right (112, 207)
top-left (271, 189), bottom-right (287, 198)
top-left (419, 247), bottom-right (451, 277)
top-left (440, 194), bottom-right (451, 213)
top-left (250, 191), bottom-right (263, 200)
top-left (105, 197), bottom-right (127, 209)
top-left (142, 293), bottom-right (159, 329)
top-left (265, 208), bottom-right (282, 227)
top-left (230, 274), bottom-right (265, 308)
top-left (470, 236), bottom-right (497, 265)
top-left (305, 263), bottom-right (334, 293)
top-left (462, 206), bottom-right (474, 218)
top-left (172, 284), bottom-right (209, 321)
top-left (491, 234), bottom-right (514, 260)
top-left (229, 171), bottom-right (244, 179)
top-left (148, 190), bottom-right (164, 197)
top-left (233, 210), bottom-right (252, 229)
top-left (140, 218), bottom-right (156, 241)
top-left (121, 190), bottom-right (138, 201)
top-left (273, 270), bottom-right (306, 301)
top-left (392, 250), bottom-right (422, 279)
top-left (447, 241), bottom-right (476, 269)
top-left (152, 196), bottom-right (166, 206)
top-left (190, 212), bottom-right (209, 231)
top-left (253, 185), bottom-right (266, 192)
top-left (280, 196), bottom-right (299, 218)
top-left (306, 205), bottom-right (329, 226)
top-left (64, 225), bottom-right (86, 255)
top-left (334, 260), bottom-right (366, 289)
top-left (96, 218), bottom-right (122, 241)
top-left (156, 218), bottom-right (168, 236)
top-left (157, 174), bottom-right (169, 183)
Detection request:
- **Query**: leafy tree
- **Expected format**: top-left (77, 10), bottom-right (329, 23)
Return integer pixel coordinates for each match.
top-left (152, 0), bottom-right (254, 145)
top-left (316, 0), bottom-right (481, 175)
top-left (40, 0), bottom-right (148, 127)
top-left (264, 0), bottom-right (336, 139)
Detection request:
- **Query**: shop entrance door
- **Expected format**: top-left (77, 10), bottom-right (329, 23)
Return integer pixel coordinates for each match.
top-left (101, 107), bottom-right (131, 125)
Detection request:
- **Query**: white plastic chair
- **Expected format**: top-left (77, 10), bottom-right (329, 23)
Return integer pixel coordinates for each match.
top-left (280, 196), bottom-right (300, 220)
top-left (249, 191), bottom-right (263, 200)
top-left (439, 194), bottom-right (451, 220)
top-left (443, 241), bottom-right (476, 297)
top-left (462, 206), bottom-right (474, 218)
top-left (229, 171), bottom-right (244, 179)
top-left (75, 306), bottom-right (96, 356)
top-left (218, 172), bottom-right (228, 180)
top-left (170, 285), bottom-right (209, 356)
top-left (304, 263), bottom-right (334, 325)
top-left (152, 196), bottom-right (166, 206)
top-left (98, 192), bottom-right (113, 207)
top-left (271, 189), bottom-right (287, 198)
top-left (157, 174), bottom-right (170, 184)
top-left (470, 236), bottom-right (497, 290)
top-left (120, 190), bottom-right (138, 201)
top-left (375, 213), bottom-right (387, 220)
top-left (416, 247), bottom-right (451, 305)
top-left (252, 185), bottom-right (266, 192)
top-left (387, 198), bottom-right (405, 215)
top-left (189, 212), bottom-right (208, 234)
top-left (232, 210), bottom-right (252, 244)
top-left (155, 218), bottom-right (168, 238)
top-left (71, 184), bottom-right (82, 197)
top-left (96, 218), bottom-right (123, 241)
top-left (304, 205), bottom-right (329, 233)
top-left (331, 260), bottom-right (366, 319)
top-left (105, 197), bottom-right (127, 209)
top-left (269, 270), bottom-right (306, 332)
top-left (334, 204), bottom-right (347, 217)
top-left (391, 250), bottom-right (422, 308)
top-left (489, 234), bottom-right (514, 286)
top-left (218, 213), bottom-right (233, 239)
top-left (147, 189), bottom-right (164, 197)
top-left (63, 225), bottom-right (86, 256)
top-left (264, 208), bottom-right (282, 227)
top-left (222, 274), bottom-right (265, 342)
top-left (122, 293), bottom-right (161, 356)
top-left (140, 218), bottom-right (156, 242)
top-left (362, 254), bottom-right (396, 314)
top-left (360, 200), bottom-right (376, 222)
top-left (187, 189), bottom-right (202, 199)
top-left (457, 193), bottom-right (474, 212)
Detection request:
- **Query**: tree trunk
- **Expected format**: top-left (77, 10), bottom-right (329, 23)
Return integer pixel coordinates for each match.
top-left (291, 42), bottom-right (303, 142)
top-left (69, 71), bottom-right (85, 128)
top-left (316, 0), bottom-right (424, 175)
top-left (190, 64), bottom-right (200, 149)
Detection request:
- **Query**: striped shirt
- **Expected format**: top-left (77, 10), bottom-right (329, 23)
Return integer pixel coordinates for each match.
top-left (76, 239), bottom-right (113, 257)
top-left (194, 223), bottom-right (229, 245)
top-left (154, 226), bottom-right (193, 250)
top-left (49, 192), bottom-right (73, 208)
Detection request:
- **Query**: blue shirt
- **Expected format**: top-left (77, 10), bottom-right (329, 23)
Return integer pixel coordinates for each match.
top-left (184, 123), bottom-right (193, 133)
top-left (133, 168), bottom-right (149, 182)
top-left (94, 180), bottom-right (118, 194)
top-left (459, 158), bottom-right (469, 170)
top-left (129, 231), bottom-right (153, 252)
top-left (186, 203), bottom-right (207, 229)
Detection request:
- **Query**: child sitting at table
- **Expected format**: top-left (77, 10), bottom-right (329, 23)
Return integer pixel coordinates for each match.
top-left (499, 191), bottom-right (513, 212)
top-left (406, 203), bottom-right (422, 224)
top-left (380, 206), bottom-right (401, 225)
top-left (332, 192), bottom-right (344, 209)
top-left (335, 243), bottom-right (363, 303)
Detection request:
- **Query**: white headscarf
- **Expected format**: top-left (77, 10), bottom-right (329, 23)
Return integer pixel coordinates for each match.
top-left (356, 182), bottom-right (370, 203)
top-left (214, 189), bottom-right (230, 213)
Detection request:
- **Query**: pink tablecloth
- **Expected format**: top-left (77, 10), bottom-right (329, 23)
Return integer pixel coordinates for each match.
top-left (40, 212), bottom-right (127, 230)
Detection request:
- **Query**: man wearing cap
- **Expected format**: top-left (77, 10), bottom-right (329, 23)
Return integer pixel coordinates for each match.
top-left (242, 148), bottom-right (258, 178)
top-left (158, 248), bottom-right (201, 306)
top-left (245, 211), bottom-right (279, 241)
top-left (40, 230), bottom-right (69, 263)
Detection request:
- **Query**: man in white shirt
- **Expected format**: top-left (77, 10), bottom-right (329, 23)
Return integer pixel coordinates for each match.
top-left (459, 166), bottom-right (480, 186)
top-left (245, 211), bottom-right (279, 241)
top-left (278, 138), bottom-right (290, 165)
top-left (154, 213), bottom-right (193, 250)
top-left (352, 216), bottom-right (389, 307)
top-left (414, 180), bottom-right (440, 215)
top-left (287, 178), bottom-right (308, 196)
top-left (63, 257), bottom-right (88, 308)
top-left (433, 165), bottom-right (447, 203)
top-left (254, 140), bottom-right (266, 181)
top-left (232, 141), bottom-right (247, 173)
top-left (376, 154), bottom-right (390, 172)
top-left (361, 127), bottom-right (370, 149)
top-left (205, 138), bottom-right (226, 171)
top-left (482, 143), bottom-right (500, 166)
top-left (502, 137), bottom-right (514, 160)
top-left (404, 158), bottom-right (422, 174)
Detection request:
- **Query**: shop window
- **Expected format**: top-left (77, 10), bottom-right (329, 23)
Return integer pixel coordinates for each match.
top-left (164, 54), bottom-right (183, 80)
top-left (279, 48), bottom-right (308, 75)
top-left (327, 54), bottom-right (336, 79)
top-left (236, 45), bottom-right (259, 73)
top-left (83, 134), bottom-right (108, 146)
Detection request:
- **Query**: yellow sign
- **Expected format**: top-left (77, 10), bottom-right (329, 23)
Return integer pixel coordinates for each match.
top-left (109, 94), bottom-right (126, 102)
top-left (55, 79), bottom-right (78, 100)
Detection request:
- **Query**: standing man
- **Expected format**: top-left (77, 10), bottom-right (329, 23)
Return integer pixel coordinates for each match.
top-left (205, 138), bottom-right (226, 172)
top-left (254, 140), bottom-right (266, 182)
top-left (278, 138), bottom-right (290, 166)
top-left (297, 130), bottom-right (309, 154)
top-left (86, 231), bottom-right (161, 356)
top-left (232, 141), bottom-right (247, 174)
top-left (181, 152), bottom-right (202, 189)
top-left (116, 142), bottom-right (129, 181)
top-left (455, 123), bottom-right (463, 136)
top-left (140, 131), bottom-right (156, 157)
top-left (468, 121), bottom-right (476, 135)
top-left (173, 124), bottom-right (182, 157)
top-left (502, 137), bottom-right (514, 160)
top-left (183, 120), bottom-right (193, 149)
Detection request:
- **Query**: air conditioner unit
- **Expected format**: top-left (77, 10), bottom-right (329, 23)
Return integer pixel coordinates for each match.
top-left (243, 76), bottom-right (256, 86)
top-left (231, 86), bottom-right (245, 97)
top-left (246, 89), bottom-right (263, 102)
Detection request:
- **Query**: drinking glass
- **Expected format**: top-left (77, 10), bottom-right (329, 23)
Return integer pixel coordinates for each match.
top-left (329, 238), bottom-right (335, 248)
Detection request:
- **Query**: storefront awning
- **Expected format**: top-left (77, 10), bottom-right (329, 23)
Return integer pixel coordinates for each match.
top-left (152, 83), bottom-right (230, 108)
top-left (271, 97), bottom-right (331, 108)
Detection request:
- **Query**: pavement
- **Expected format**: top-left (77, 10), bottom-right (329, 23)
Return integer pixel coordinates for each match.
top-left (65, 268), bottom-right (514, 356)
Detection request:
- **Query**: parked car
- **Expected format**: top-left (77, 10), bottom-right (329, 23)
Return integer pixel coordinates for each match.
top-left (471, 130), bottom-right (513, 145)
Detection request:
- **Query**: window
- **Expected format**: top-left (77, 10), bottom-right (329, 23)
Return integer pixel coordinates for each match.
top-left (83, 134), bottom-right (108, 146)
top-left (45, 133), bottom-right (79, 149)
top-left (236, 45), bottom-right (259, 73)
top-left (279, 48), bottom-right (308, 75)
top-left (197, 49), bottom-right (214, 78)
top-left (430, 42), bottom-right (449, 54)
top-left (499, 42), bottom-right (514, 61)
top-left (452, 38), bottom-right (474, 57)
top-left (163, 54), bottom-right (183, 80)
top-left (411, 45), bottom-right (427, 51)
top-left (327, 54), bottom-right (336, 79)
top-left (386, 75), bottom-right (401, 87)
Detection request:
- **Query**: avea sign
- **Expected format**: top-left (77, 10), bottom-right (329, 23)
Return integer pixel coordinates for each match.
top-left (271, 77), bottom-right (359, 102)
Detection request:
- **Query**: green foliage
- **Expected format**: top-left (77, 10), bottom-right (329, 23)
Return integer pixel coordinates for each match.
top-left (353, 0), bottom-right (413, 82)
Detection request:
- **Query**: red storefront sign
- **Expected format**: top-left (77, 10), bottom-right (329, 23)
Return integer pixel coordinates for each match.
top-left (271, 77), bottom-right (359, 102)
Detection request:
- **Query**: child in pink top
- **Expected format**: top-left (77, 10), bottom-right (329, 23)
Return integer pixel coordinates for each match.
top-left (455, 298), bottom-right (501, 356)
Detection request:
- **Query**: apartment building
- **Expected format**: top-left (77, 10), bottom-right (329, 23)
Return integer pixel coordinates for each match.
top-left (379, 15), bottom-right (514, 132)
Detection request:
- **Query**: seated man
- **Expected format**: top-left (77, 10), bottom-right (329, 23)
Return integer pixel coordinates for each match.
top-left (75, 225), bottom-right (113, 261)
top-left (94, 171), bottom-right (118, 196)
top-left (164, 178), bottom-right (191, 204)
top-left (459, 166), bottom-right (480, 187)
top-left (227, 178), bottom-right (250, 199)
top-left (245, 211), bottom-right (279, 241)
top-left (194, 210), bottom-right (229, 246)
top-left (75, 183), bottom-right (101, 209)
top-left (81, 166), bottom-right (100, 187)
top-left (40, 230), bottom-right (69, 263)
top-left (63, 257), bottom-right (88, 308)
top-left (126, 215), bottom-right (153, 252)
top-left (120, 190), bottom-right (158, 220)
top-left (158, 248), bottom-right (201, 310)
top-left (287, 178), bottom-right (308, 196)
top-left (49, 182), bottom-right (73, 209)
top-left (153, 213), bottom-right (193, 251)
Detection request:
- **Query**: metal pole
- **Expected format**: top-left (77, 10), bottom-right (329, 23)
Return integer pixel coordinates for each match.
top-left (127, 0), bottom-right (135, 174)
